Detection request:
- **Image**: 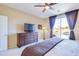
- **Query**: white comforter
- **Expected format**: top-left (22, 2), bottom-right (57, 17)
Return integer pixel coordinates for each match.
top-left (0, 38), bottom-right (79, 56)
top-left (45, 40), bottom-right (79, 56)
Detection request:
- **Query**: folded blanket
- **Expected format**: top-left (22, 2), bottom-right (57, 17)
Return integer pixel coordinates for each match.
top-left (21, 37), bottom-right (63, 56)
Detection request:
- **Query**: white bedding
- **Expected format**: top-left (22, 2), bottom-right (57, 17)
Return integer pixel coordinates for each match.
top-left (45, 40), bottom-right (79, 56)
top-left (0, 38), bottom-right (79, 56)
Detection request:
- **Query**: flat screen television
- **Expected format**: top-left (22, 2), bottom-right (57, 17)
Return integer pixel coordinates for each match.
top-left (24, 23), bottom-right (34, 32)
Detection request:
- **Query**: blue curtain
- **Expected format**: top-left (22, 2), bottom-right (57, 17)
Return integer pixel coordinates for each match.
top-left (65, 10), bottom-right (78, 40)
top-left (49, 16), bottom-right (56, 38)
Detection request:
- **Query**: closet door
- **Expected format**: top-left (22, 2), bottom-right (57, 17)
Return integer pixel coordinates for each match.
top-left (0, 16), bottom-right (8, 51)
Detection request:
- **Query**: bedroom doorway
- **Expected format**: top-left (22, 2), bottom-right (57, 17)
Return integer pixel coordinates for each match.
top-left (53, 14), bottom-right (70, 39)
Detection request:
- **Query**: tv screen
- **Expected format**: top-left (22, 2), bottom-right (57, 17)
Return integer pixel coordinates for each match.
top-left (24, 23), bottom-right (34, 32)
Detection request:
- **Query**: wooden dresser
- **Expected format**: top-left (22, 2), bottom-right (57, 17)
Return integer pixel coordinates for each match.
top-left (17, 32), bottom-right (38, 47)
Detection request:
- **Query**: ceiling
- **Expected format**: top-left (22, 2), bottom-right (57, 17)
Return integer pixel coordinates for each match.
top-left (1, 3), bottom-right (79, 19)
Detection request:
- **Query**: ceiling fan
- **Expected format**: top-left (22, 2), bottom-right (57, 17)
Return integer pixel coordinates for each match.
top-left (34, 3), bottom-right (57, 13)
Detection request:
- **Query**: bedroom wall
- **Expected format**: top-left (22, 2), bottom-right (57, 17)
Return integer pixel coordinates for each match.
top-left (0, 5), bottom-right (48, 49)
top-left (43, 18), bottom-right (50, 39)
top-left (74, 11), bottom-right (79, 41)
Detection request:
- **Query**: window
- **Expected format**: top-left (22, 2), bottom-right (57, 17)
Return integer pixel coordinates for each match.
top-left (53, 15), bottom-right (70, 39)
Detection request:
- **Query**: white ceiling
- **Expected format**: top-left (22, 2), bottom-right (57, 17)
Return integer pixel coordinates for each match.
top-left (1, 3), bottom-right (79, 19)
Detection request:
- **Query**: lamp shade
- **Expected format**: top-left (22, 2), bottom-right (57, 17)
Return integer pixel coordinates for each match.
top-left (42, 26), bottom-right (46, 30)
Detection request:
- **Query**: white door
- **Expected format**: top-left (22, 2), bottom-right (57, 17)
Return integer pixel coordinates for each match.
top-left (0, 16), bottom-right (8, 51)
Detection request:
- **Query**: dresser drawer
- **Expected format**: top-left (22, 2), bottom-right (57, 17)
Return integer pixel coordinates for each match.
top-left (17, 32), bottom-right (38, 47)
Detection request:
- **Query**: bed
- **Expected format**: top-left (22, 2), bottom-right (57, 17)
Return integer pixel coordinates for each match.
top-left (0, 37), bottom-right (79, 56)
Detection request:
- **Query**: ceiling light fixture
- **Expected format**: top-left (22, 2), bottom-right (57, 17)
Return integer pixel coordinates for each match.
top-left (45, 6), bottom-right (49, 10)
top-left (34, 3), bottom-right (57, 13)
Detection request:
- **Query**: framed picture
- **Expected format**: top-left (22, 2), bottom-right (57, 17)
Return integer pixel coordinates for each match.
top-left (38, 24), bottom-right (42, 30)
